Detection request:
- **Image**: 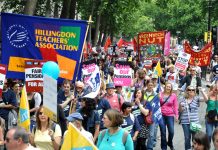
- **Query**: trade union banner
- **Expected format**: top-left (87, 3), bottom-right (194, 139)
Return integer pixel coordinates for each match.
top-left (1, 13), bottom-right (88, 81)
top-left (184, 41), bottom-right (212, 66)
top-left (138, 31), bottom-right (165, 62)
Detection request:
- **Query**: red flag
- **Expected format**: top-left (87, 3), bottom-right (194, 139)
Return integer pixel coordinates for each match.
top-left (132, 37), bottom-right (137, 52)
top-left (117, 38), bottom-right (123, 48)
top-left (87, 42), bottom-right (92, 53)
top-left (104, 37), bottom-right (111, 52)
top-left (83, 41), bottom-right (88, 59)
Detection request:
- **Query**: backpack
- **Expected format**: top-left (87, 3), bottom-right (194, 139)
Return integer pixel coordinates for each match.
top-left (100, 129), bottom-right (129, 145)
top-left (8, 109), bottom-right (18, 129)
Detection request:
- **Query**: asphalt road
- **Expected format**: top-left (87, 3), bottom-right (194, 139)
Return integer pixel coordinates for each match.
top-left (154, 79), bottom-right (215, 150)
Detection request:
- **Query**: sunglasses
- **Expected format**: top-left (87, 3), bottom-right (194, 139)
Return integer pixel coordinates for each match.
top-left (187, 89), bottom-right (195, 91)
top-left (5, 137), bottom-right (11, 143)
top-left (39, 112), bottom-right (44, 115)
top-left (190, 70), bottom-right (195, 71)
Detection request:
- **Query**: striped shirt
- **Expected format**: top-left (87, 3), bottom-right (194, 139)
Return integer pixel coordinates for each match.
top-left (179, 96), bottom-right (200, 124)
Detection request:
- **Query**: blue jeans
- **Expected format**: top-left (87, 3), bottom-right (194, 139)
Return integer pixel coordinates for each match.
top-left (147, 123), bottom-right (155, 150)
top-left (159, 116), bottom-right (174, 150)
top-left (205, 119), bottom-right (218, 143)
top-left (30, 120), bottom-right (36, 132)
top-left (182, 124), bottom-right (196, 150)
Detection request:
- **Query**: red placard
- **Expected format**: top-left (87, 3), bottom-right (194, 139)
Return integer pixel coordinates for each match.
top-left (25, 60), bottom-right (45, 92)
top-left (0, 64), bottom-right (7, 97)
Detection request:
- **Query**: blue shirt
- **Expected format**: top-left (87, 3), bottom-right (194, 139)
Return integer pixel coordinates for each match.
top-left (96, 98), bottom-right (111, 129)
top-left (0, 89), bottom-right (17, 120)
top-left (132, 104), bottom-right (145, 125)
top-left (97, 128), bottom-right (134, 150)
top-left (57, 89), bottom-right (71, 117)
top-left (121, 113), bottom-right (141, 137)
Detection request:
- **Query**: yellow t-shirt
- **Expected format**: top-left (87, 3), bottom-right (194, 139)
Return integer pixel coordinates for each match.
top-left (34, 124), bottom-right (62, 150)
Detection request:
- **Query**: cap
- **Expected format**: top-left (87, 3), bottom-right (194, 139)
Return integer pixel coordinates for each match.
top-left (106, 82), bottom-right (115, 89)
top-left (66, 112), bottom-right (83, 122)
top-left (187, 86), bottom-right (195, 90)
top-left (152, 74), bottom-right (158, 79)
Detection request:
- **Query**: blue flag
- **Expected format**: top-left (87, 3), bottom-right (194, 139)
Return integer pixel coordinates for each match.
top-left (146, 95), bottom-right (163, 124)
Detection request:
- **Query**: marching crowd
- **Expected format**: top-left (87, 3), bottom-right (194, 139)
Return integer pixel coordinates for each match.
top-left (0, 52), bottom-right (217, 150)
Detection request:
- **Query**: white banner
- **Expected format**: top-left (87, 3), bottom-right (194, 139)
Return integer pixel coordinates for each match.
top-left (175, 52), bottom-right (191, 71)
top-left (43, 74), bottom-right (57, 122)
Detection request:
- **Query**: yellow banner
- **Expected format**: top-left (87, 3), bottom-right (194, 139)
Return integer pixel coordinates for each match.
top-left (8, 57), bottom-right (33, 72)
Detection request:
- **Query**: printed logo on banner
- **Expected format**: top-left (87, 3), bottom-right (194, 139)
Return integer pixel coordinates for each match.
top-left (7, 24), bottom-right (29, 48)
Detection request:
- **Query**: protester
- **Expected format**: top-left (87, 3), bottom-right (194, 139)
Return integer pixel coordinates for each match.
top-left (159, 82), bottom-right (178, 150)
top-left (200, 84), bottom-right (218, 143)
top-left (12, 82), bottom-right (21, 105)
top-left (104, 82), bottom-right (124, 112)
top-left (97, 109), bottom-right (133, 150)
top-left (179, 67), bottom-right (202, 94)
top-left (192, 60), bottom-right (202, 78)
top-left (132, 88), bottom-right (149, 150)
top-left (121, 102), bottom-right (141, 149)
top-left (74, 81), bottom-right (85, 99)
top-left (132, 69), bottom-right (147, 90)
top-left (57, 79), bottom-right (74, 117)
top-left (95, 92), bottom-right (111, 130)
top-left (143, 80), bottom-right (158, 150)
top-left (0, 117), bottom-right (4, 150)
top-left (0, 79), bottom-right (17, 131)
top-left (192, 131), bottom-right (210, 150)
top-left (78, 97), bottom-right (100, 143)
top-left (165, 65), bottom-right (179, 92)
top-left (65, 112), bottom-right (94, 142)
top-left (29, 106), bottom-right (62, 150)
top-left (27, 92), bottom-right (42, 131)
top-left (179, 86), bottom-right (201, 150)
top-left (213, 127), bottom-right (218, 150)
top-left (5, 127), bottom-right (39, 150)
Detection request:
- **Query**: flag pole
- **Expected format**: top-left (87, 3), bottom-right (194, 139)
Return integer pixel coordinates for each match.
top-left (75, 15), bottom-right (93, 82)
top-left (69, 16), bottom-right (93, 115)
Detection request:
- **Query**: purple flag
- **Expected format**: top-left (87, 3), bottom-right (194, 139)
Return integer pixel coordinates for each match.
top-left (164, 32), bottom-right (171, 56)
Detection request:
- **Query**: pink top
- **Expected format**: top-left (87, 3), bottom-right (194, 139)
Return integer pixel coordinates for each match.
top-left (104, 93), bottom-right (124, 112)
top-left (160, 92), bottom-right (179, 119)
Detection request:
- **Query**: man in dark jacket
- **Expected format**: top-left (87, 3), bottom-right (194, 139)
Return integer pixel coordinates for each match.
top-left (179, 67), bottom-right (201, 94)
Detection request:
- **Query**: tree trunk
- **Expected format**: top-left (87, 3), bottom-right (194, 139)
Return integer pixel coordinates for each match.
top-left (60, 0), bottom-right (71, 18)
top-left (69, 0), bottom-right (76, 19)
top-left (97, 29), bottom-right (103, 46)
top-left (53, 1), bottom-right (59, 18)
top-left (93, 12), bottom-right (101, 47)
top-left (45, 0), bottom-right (52, 17)
top-left (24, 0), bottom-right (38, 15)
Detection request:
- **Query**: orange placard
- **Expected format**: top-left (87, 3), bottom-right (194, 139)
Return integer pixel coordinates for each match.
top-left (57, 54), bottom-right (76, 80)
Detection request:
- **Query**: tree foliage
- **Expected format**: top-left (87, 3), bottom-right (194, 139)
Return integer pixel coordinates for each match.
top-left (1, 0), bottom-right (218, 44)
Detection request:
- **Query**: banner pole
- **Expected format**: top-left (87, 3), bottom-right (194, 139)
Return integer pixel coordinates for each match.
top-left (69, 16), bottom-right (92, 115)
top-left (75, 15), bottom-right (93, 82)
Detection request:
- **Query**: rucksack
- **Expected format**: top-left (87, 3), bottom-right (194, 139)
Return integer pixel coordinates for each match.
top-left (100, 129), bottom-right (128, 145)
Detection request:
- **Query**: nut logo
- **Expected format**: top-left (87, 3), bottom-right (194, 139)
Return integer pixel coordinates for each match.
top-left (7, 24), bottom-right (29, 48)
